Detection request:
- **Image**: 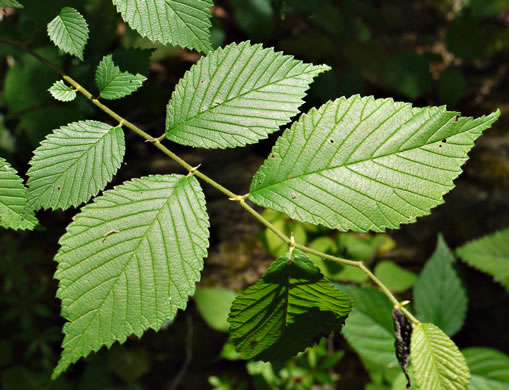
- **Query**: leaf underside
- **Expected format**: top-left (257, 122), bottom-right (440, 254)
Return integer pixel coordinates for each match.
top-left (166, 41), bottom-right (330, 149)
top-left (411, 322), bottom-right (470, 390)
top-left (112, 0), bottom-right (213, 52)
top-left (47, 7), bottom-right (89, 61)
top-left (48, 80), bottom-right (77, 102)
top-left (27, 120), bottom-right (125, 211)
top-left (96, 55), bottom-right (147, 100)
top-left (456, 228), bottom-right (509, 291)
top-left (52, 175), bottom-right (209, 378)
top-left (228, 250), bottom-right (352, 366)
top-left (339, 285), bottom-right (398, 366)
top-left (414, 235), bottom-right (467, 337)
top-left (463, 347), bottom-right (509, 390)
top-left (250, 95), bottom-right (500, 232)
top-left (0, 157), bottom-right (38, 230)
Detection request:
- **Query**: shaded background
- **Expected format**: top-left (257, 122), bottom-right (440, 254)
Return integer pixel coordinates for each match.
top-left (1, 0), bottom-right (509, 388)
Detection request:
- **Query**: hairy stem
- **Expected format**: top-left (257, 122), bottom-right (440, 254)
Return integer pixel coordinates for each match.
top-left (0, 38), bottom-right (420, 323)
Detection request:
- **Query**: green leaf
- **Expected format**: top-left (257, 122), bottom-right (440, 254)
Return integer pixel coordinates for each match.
top-left (413, 235), bottom-right (467, 337)
top-left (463, 347), bottom-right (509, 390)
top-left (194, 287), bottom-right (237, 332)
top-left (0, 157), bottom-right (38, 231)
top-left (228, 250), bottom-right (352, 365)
top-left (411, 323), bottom-right (470, 390)
top-left (26, 120), bottom-right (125, 211)
top-left (0, 0), bottom-right (23, 7)
top-left (48, 80), bottom-right (77, 102)
top-left (166, 41), bottom-right (330, 149)
top-left (47, 7), bottom-right (89, 61)
top-left (456, 228), bottom-right (509, 291)
top-left (249, 96), bottom-right (500, 232)
top-left (112, 0), bottom-right (213, 52)
top-left (374, 261), bottom-right (417, 293)
top-left (96, 55), bottom-right (147, 100)
top-left (339, 285), bottom-right (398, 367)
top-left (52, 174), bottom-right (209, 378)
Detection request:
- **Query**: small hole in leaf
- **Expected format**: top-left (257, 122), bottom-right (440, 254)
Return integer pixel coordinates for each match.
top-left (330, 139), bottom-right (334, 143)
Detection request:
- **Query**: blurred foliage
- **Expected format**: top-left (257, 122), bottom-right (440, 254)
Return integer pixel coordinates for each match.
top-left (1, 0), bottom-right (509, 388)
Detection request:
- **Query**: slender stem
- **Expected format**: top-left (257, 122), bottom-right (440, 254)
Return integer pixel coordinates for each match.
top-left (0, 38), bottom-right (421, 323)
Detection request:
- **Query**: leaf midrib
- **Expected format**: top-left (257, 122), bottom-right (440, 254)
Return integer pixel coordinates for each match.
top-left (61, 178), bottom-right (189, 354)
top-left (28, 126), bottom-right (117, 205)
top-left (252, 115), bottom-right (485, 194)
top-left (168, 65), bottom-right (320, 134)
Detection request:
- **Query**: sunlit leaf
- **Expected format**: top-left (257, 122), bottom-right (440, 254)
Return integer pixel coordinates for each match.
top-left (0, 157), bottom-right (38, 231)
top-left (112, 0), bottom-right (213, 52)
top-left (48, 80), bottom-right (77, 102)
top-left (53, 175), bottom-right (209, 378)
top-left (27, 121), bottom-right (125, 211)
top-left (411, 323), bottom-right (470, 390)
top-left (96, 55), bottom-right (147, 100)
top-left (166, 41), bottom-right (329, 149)
top-left (47, 7), bottom-right (89, 61)
top-left (250, 96), bottom-right (500, 232)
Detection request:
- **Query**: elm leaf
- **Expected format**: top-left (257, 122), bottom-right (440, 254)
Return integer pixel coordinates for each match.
top-left (47, 7), bottom-right (89, 61)
top-left (411, 323), bottom-right (470, 390)
top-left (52, 175), bottom-right (209, 378)
top-left (166, 41), bottom-right (330, 149)
top-left (96, 55), bottom-right (147, 100)
top-left (48, 80), bottom-right (77, 102)
top-left (27, 120), bottom-right (125, 211)
top-left (0, 157), bottom-right (38, 231)
top-left (112, 0), bottom-right (213, 52)
top-left (228, 250), bottom-right (352, 366)
top-left (250, 96), bottom-right (499, 232)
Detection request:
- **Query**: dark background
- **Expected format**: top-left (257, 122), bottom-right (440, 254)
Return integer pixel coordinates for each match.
top-left (1, 0), bottom-right (509, 388)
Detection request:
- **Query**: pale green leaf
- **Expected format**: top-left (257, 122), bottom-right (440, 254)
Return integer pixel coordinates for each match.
top-left (414, 235), bottom-right (467, 336)
top-left (250, 96), bottom-right (500, 232)
top-left (411, 323), bottom-right (470, 390)
top-left (48, 80), bottom-right (77, 102)
top-left (52, 174), bottom-right (209, 378)
top-left (0, 0), bottom-right (23, 8)
top-left (0, 157), bottom-right (38, 231)
top-left (166, 41), bottom-right (330, 149)
top-left (374, 261), bottom-right (417, 293)
top-left (339, 285), bottom-right (398, 367)
top-left (463, 347), bottom-right (509, 390)
top-left (194, 287), bottom-right (236, 332)
top-left (228, 250), bottom-right (352, 365)
top-left (96, 55), bottom-right (147, 100)
top-left (456, 228), bottom-right (509, 291)
top-left (26, 120), bottom-right (125, 211)
top-left (112, 0), bottom-right (213, 52)
top-left (47, 7), bottom-right (89, 61)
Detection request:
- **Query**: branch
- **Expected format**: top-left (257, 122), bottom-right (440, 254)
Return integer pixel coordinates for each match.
top-left (0, 38), bottom-right (420, 324)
